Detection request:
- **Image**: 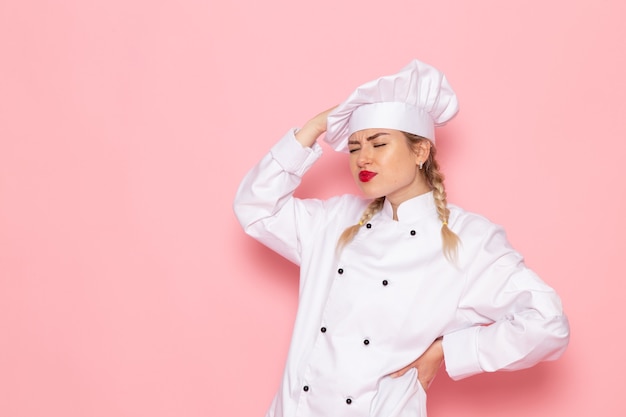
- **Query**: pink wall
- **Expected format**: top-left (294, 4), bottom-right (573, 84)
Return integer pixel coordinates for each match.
top-left (1, 0), bottom-right (624, 416)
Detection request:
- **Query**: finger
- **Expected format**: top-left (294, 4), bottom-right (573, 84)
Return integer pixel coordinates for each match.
top-left (389, 367), bottom-right (408, 378)
top-left (417, 373), bottom-right (435, 390)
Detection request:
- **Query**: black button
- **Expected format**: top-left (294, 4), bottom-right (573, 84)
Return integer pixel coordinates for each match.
top-left (410, 230), bottom-right (416, 236)
top-left (346, 398), bottom-right (352, 405)
top-left (303, 385), bottom-right (309, 392)
top-left (363, 339), bottom-right (370, 345)
top-left (366, 223), bottom-right (372, 229)
top-left (321, 327), bottom-right (327, 333)
top-left (382, 280), bottom-right (388, 286)
top-left (338, 268), bottom-right (344, 274)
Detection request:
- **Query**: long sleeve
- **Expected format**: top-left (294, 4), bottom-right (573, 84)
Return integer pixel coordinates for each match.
top-left (442, 218), bottom-right (570, 380)
top-left (233, 129), bottom-right (324, 265)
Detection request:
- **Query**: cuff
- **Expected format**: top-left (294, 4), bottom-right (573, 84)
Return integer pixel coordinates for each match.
top-left (270, 128), bottom-right (323, 176)
top-left (442, 326), bottom-right (483, 380)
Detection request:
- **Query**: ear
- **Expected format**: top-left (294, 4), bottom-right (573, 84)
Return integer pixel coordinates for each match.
top-left (413, 140), bottom-right (431, 166)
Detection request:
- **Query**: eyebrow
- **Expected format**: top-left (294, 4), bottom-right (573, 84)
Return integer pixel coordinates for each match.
top-left (348, 132), bottom-right (390, 145)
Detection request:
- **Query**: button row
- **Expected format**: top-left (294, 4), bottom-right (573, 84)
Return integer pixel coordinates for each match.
top-left (319, 327), bottom-right (370, 345)
top-left (360, 222), bottom-right (416, 236)
top-left (302, 386), bottom-right (353, 405)
top-left (337, 268), bottom-right (390, 286)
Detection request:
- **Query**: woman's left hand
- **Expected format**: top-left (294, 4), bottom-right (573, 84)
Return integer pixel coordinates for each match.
top-left (389, 337), bottom-right (444, 391)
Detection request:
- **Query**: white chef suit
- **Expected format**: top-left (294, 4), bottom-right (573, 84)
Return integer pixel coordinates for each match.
top-left (233, 129), bottom-right (570, 417)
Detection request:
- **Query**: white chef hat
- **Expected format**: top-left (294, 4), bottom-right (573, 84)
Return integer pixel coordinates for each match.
top-left (325, 59), bottom-right (459, 153)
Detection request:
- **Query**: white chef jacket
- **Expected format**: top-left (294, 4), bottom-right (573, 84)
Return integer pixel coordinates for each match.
top-left (233, 129), bottom-right (570, 417)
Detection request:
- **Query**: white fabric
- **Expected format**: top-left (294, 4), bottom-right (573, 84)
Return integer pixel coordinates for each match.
top-left (233, 130), bottom-right (570, 417)
top-left (350, 102), bottom-right (435, 142)
top-left (326, 59), bottom-right (459, 153)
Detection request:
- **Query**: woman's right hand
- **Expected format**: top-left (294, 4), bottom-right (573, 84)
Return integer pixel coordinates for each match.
top-left (295, 106), bottom-right (337, 148)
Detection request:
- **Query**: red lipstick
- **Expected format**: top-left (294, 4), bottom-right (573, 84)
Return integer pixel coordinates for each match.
top-left (359, 171), bottom-right (377, 182)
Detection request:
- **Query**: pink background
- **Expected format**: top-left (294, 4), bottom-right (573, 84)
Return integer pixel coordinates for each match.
top-left (1, 0), bottom-right (625, 416)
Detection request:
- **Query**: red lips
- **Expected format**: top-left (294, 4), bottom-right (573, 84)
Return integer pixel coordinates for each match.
top-left (359, 171), bottom-right (377, 182)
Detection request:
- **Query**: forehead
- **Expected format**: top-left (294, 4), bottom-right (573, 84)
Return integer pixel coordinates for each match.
top-left (348, 128), bottom-right (404, 142)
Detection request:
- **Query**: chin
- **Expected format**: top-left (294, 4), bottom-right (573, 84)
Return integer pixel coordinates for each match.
top-left (358, 186), bottom-right (385, 199)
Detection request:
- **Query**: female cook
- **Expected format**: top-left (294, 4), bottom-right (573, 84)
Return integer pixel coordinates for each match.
top-left (233, 59), bottom-right (570, 417)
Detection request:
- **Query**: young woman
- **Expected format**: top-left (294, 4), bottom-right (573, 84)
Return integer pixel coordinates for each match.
top-left (233, 59), bottom-right (569, 417)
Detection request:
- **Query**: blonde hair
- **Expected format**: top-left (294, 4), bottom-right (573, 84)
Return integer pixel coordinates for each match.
top-left (336, 132), bottom-right (460, 262)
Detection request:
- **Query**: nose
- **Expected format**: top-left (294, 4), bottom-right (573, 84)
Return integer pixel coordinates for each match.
top-left (356, 147), bottom-right (372, 168)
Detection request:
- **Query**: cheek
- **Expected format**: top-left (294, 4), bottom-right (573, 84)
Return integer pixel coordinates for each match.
top-left (391, 156), bottom-right (418, 182)
top-left (349, 157), bottom-right (359, 175)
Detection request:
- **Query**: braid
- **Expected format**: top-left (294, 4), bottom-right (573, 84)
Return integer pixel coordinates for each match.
top-left (407, 133), bottom-right (460, 263)
top-left (336, 197), bottom-right (385, 253)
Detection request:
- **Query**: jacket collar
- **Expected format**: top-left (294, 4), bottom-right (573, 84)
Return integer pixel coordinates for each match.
top-left (380, 191), bottom-right (437, 224)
